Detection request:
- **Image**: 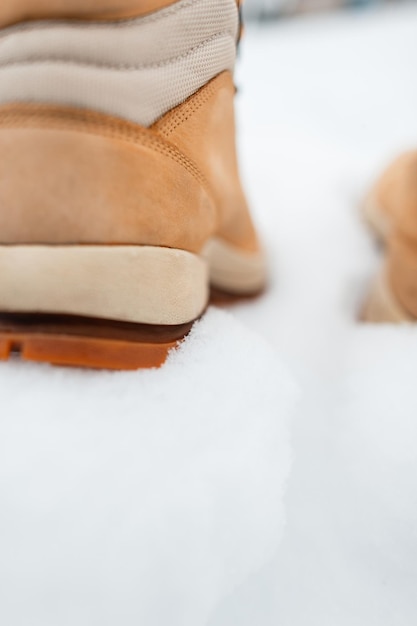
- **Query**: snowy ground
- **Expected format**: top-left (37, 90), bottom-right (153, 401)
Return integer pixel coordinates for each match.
top-left (1, 3), bottom-right (417, 625)
top-left (211, 4), bottom-right (417, 625)
top-left (0, 311), bottom-right (295, 626)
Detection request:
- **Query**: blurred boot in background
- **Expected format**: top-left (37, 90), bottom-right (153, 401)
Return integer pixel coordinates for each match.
top-left (0, 0), bottom-right (267, 370)
top-left (363, 153), bottom-right (417, 322)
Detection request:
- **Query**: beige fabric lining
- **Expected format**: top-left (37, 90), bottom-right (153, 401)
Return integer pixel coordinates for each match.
top-left (0, 0), bottom-right (238, 126)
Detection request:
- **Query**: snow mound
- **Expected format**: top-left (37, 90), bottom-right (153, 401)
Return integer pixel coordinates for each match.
top-left (0, 307), bottom-right (296, 626)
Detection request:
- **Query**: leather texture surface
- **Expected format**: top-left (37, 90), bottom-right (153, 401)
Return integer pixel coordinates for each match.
top-left (0, 72), bottom-right (258, 255)
top-left (153, 72), bottom-right (260, 252)
top-left (0, 104), bottom-right (216, 252)
top-left (0, 0), bottom-right (178, 27)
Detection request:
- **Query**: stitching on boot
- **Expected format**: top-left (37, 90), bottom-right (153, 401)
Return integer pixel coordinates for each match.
top-left (155, 72), bottom-right (230, 136)
top-left (0, 106), bottom-right (211, 192)
top-left (0, 33), bottom-right (234, 71)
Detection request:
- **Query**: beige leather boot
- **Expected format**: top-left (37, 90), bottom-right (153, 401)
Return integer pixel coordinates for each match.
top-left (363, 152), bottom-right (417, 323)
top-left (0, 0), bottom-right (266, 369)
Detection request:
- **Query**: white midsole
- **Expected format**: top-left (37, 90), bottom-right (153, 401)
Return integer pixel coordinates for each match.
top-left (0, 239), bottom-right (268, 326)
top-left (0, 245), bottom-right (209, 326)
top-left (203, 237), bottom-right (267, 294)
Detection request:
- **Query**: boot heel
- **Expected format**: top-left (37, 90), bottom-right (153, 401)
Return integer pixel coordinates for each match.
top-left (0, 245), bottom-right (208, 369)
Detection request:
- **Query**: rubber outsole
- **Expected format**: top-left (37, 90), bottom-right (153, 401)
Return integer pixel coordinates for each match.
top-left (0, 240), bottom-right (267, 370)
top-left (0, 313), bottom-right (194, 370)
top-left (0, 285), bottom-right (264, 370)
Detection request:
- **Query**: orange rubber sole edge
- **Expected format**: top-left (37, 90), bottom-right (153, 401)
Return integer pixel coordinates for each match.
top-left (0, 286), bottom-right (265, 370)
top-left (0, 314), bottom-right (194, 370)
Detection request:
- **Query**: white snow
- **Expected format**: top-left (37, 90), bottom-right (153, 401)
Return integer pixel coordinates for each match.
top-left (210, 4), bottom-right (417, 625)
top-left (2, 3), bottom-right (417, 624)
top-left (0, 309), bottom-right (295, 626)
